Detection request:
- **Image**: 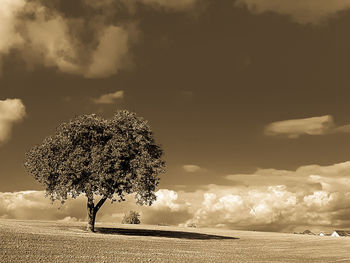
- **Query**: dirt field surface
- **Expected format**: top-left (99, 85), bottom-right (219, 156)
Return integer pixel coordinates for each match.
top-left (1, 219), bottom-right (350, 263)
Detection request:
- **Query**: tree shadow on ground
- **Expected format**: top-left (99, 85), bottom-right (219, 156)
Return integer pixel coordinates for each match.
top-left (95, 227), bottom-right (238, 240)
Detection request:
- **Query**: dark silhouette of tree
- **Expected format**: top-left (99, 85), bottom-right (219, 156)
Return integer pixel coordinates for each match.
top-left (122, 211), bottom-right (141, 224)
top-left (24, 110), bottom-right (165, 232)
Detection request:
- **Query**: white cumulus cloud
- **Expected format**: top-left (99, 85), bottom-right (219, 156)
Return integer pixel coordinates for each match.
top-left (2, 161), bottom-right (350, 232)
top-left (153, 189), bottom-right (181, 211)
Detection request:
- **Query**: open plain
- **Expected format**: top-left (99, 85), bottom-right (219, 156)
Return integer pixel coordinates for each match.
top-left (0, 219), bottom-right (350, 262)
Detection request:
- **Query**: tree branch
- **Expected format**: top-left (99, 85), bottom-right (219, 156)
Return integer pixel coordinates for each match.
top-left (94, 196), bottom-right (107, 213)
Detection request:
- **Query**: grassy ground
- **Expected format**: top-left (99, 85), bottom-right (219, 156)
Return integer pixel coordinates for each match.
top-left (1, 219), bottom-right (350, 262)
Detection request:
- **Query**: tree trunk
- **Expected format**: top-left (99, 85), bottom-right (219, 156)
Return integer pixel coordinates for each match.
top-left (87, 194), bottom-right (96, 232)
top-left (86, 193), bottom-right (107, 232)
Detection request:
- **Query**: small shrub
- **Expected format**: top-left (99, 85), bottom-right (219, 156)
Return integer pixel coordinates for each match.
top-left (301, 230), bottom-right (314, 235)
top-left (122, 211), bottom-right (140, 224)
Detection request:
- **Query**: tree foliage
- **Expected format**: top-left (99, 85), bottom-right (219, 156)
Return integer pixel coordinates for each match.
top-left (122, 211), bottom-right (141, 224)
top-left (24, 110), bottom-right (165, 231)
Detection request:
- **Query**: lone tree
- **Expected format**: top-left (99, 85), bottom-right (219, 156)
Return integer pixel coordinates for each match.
top-left (24, 110), bottom-right (165, 232)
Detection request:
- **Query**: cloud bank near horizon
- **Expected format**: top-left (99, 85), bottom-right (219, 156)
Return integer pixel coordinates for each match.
top-left (2, 161), bottom-right (350, 232)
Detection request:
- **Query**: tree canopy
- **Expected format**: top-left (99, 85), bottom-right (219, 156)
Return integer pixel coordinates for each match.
top-left (24, 110), bottom-right (165, 231)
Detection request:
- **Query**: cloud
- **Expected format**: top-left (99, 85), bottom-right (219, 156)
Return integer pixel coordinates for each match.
top-left (0, 1), bottom-right (81, 74)
top-left (58, 216), bottom-right (79, 222)
top-left (84, 0), bottom-right (197, 11)
top-left (226, 161), bottom-right (350, 190)
top-left (0, 98), bottom-right (26, 144)
top-left (0, 189), bottom-right (192, 226)
top-left (18, 3), bottom-right (133, 78)
top-left (0, 190), bottom-right (86, 220)
top-left (83, 0), bottom-right (114, 9)
top-left (187, 185), bottom-right (299, 231)
top-left (137, 0), bottom-right (197, 10)
top-left (84, 26), bottom-right (131, 78)
top-left (24, 9), bottom-right (79, 74)
top-left (303, 191), bottom-right (336, 208)
top-left (0, 0), bottom-right (24, 53)
top-left (0, 0), bottom-right (25, 74)
top-left (141, 189), bottom-right (192, 225)
top-left (2, 161), bottom-right (350, 232)
top-left (235, 0), bottom-right (350, 24)
top-left (188, 161), bottom-right (350, 231)
top-left (215, 161), bottom-right (350, 231)
top-left (0, 0), bottom-right (23, 46)
top-left (0, 0), bottom-right (197, 78)
top-left (152, 189), bottom-right (181, 211)
top-left (183, 164), bottom-right (204, 173)
top-left (264, 115), bottom-right (350, 138)
top-left (92, 90), bottom-right (124, 104)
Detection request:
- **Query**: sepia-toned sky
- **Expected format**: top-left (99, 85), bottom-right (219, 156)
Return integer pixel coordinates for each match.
top-left (1, 0), bottom-right (350, 232)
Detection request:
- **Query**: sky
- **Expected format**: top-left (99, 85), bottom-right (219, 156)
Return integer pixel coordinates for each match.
top-left (1, 0), bottom-right (350, 233)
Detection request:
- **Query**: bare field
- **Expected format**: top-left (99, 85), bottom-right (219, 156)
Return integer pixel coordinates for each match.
top-left (0, 219), bottom-right (350, 263)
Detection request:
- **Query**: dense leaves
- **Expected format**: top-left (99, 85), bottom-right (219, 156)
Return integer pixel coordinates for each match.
top-left (24, 110), bottom-right (166, 206)
top-left (122, 211), bottom-right (141, 224)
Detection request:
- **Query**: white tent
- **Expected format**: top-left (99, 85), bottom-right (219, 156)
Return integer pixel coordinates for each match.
top-left (331, 230), bottom-right (350, 237)
top-left (332, 231), bottom-right (339, 237)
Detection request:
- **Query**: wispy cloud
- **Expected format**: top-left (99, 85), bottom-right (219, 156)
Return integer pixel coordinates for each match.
top-left (264, 115), bottom-right (350, 138)
top-left (0, 98), bottom-right (26, 145)
top-left (183, 164), bottom-right (204, 173)
top-left (235, 0), bottom-right (350, 24)
top-left (92, 90), bottom-right (124, 104)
